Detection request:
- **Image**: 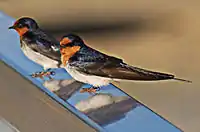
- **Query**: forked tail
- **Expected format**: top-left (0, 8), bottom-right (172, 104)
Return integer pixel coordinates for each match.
top-left (121, 64), bottom-right (192, 83)
top-left (173, 77), bottom-right (192, 83)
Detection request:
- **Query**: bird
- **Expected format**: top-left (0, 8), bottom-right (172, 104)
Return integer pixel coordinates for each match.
top-left (59, 34), bottom-right (192, 93)
top-left (8, 17), bottom-right (61, 79)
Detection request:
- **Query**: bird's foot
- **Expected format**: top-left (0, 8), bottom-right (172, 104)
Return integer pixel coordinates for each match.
top-left (31, 70), bottom-right (56, 80)
top-left (80, 87), bottom-right (100, 94)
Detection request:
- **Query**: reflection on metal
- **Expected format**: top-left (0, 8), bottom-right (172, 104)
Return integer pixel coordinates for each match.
top-left (43, 79), bottom-right (84, 100)
top-left (0, 117), bottom-right (20, 132)
top-left (75, 93), bottom-right (139, 126)
top-left (44, 79), bottom-right (140, 127)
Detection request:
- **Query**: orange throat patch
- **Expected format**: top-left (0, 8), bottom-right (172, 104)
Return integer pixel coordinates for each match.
top-left (15, 27), bottom-right (29, 36)
top-left (60, 46), bottom-right (80, 66)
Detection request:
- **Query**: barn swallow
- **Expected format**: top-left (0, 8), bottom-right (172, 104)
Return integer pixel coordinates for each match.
top-left (59, 34), bottom-right (192, 93)
top-left (8, 17), bottom-right (61, 79)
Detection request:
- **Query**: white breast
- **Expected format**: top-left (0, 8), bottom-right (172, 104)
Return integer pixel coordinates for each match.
top-left (65, 64), bottom-right (111, 87)
top-left (21, 41), bottom-right (59, 70)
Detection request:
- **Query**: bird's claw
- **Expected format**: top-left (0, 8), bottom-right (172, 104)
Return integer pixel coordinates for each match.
top-left (30, 70), bottom-right (56, 80)
top-left (80, 88), bottom-right (97, 94)
top-left (80, 87), bottom-right (100, 94)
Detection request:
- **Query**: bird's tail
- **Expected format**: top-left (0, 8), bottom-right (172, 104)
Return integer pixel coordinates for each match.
top-left (120, 63), bottom-right (192, 83)
top-left (173, 77), bottom-right (192, 83)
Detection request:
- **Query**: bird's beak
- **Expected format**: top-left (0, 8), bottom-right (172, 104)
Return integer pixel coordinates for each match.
top-left (8, 25), bottom-right (16, 29)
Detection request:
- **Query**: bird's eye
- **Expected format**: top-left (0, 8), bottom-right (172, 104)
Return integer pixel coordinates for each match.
top-left (18, 24), bottom-right (23, 28)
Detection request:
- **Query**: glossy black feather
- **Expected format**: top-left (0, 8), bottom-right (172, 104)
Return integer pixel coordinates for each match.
top-left (22, 29), bottom-right (61, 62)
top-left (69, 60), bottom-right (175, 81)
top-left (68, 43), bottom-right (175, 81)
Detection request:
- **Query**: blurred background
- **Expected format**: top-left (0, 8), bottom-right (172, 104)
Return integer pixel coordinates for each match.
top-left (1, 0), bottom-right (200, 131)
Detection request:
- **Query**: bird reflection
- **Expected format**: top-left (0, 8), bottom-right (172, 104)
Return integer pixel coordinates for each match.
top-left (43, 79), bottom-right (140, 126)
top-left (43, 79), bottom-right (84, 100)
top-left (75, 93), bottom-right (140, 126)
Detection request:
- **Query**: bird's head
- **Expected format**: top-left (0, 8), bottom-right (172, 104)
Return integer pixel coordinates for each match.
top-left (8, 17), bottom-right (39, 36)
top-left (59, 34), bottom-right (84, 66)
top-left (60, 34), bottom-right (84, 47)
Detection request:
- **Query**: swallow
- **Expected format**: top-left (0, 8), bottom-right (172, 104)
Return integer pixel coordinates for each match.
top-left (59, 34), bottom-right (192, 93)
top-left (8, 17), bottom-right (61, 79)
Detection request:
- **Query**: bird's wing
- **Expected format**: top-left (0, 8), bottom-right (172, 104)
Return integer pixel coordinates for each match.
top-left (68, 47), bottom-right (176, 81)
top-left (70, 61), bottom-right (176, 81)
top-left (25, 29), bottom-right (61, 61)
